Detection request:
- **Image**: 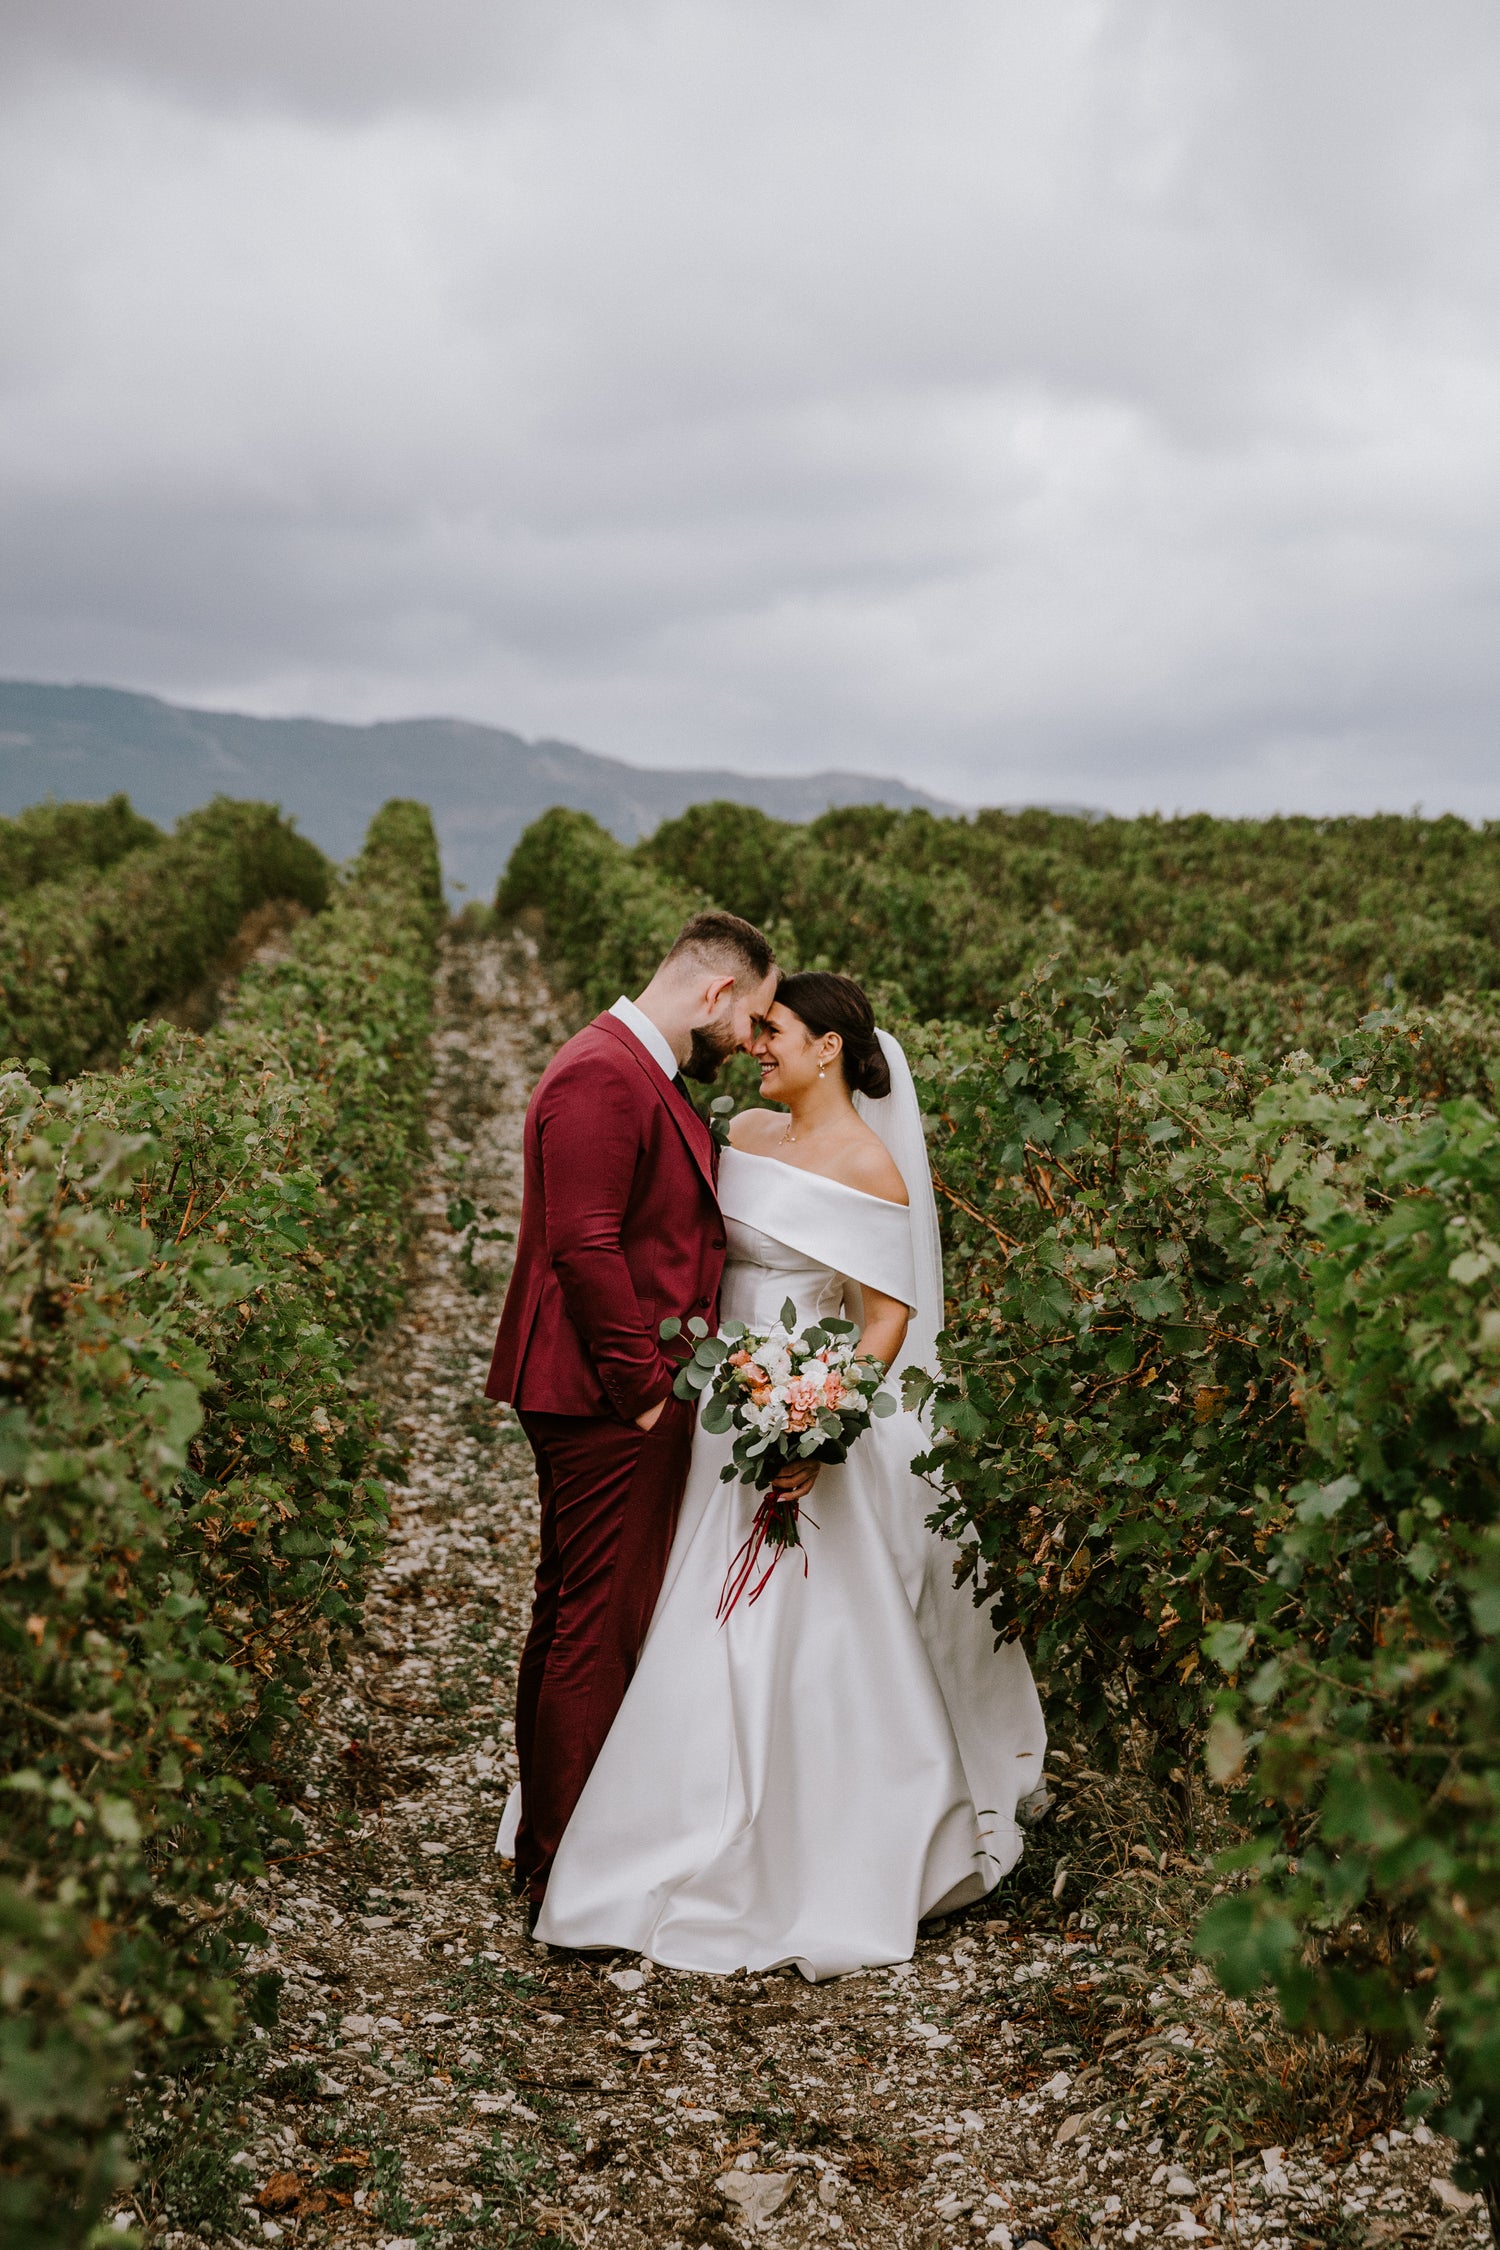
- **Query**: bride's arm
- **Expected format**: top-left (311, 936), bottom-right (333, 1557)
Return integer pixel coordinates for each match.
top-left (856, 1282), bottom-right (909, 1372)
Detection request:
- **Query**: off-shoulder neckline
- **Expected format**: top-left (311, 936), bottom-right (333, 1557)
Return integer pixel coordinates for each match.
top-left (723, 1143), bottom-right (909, 1213)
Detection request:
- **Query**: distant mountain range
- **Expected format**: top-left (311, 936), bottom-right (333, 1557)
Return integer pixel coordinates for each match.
top-left (0, 682), bottom-right (960, 900)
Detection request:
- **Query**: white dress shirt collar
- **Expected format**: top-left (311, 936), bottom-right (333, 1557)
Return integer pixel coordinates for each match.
top-left (608, 994), bottom-right (680, 1082)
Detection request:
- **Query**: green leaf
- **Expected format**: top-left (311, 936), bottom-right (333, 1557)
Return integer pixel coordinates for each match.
top-left (247, 1970), bottom-right (284, 2029)
top-left (1293, 1474), bottom-right (1360, 1524)
top-left (1322, 1767), bottom-right (1424, 1848)
top-left (281, 1528), bottom-right (330, 1558)
top-left (933, 1397), bottom-right (987, 1441)
top-left (659, 1316), bottom-right (683, 1340)
top-left (1203, 1621), bottom-right (1255, 1673)
top-left (1448, 1249), bottom-right (1491, 1286)
top-left (1020, 1277), bottom-right (1072, 1330)
top-left (96, 1796), bottom-right (142, 1844)
top-left (1245, 1658), bottom-right (1285, 1709)
top-left (198, 1260), bottom-right (260, 1305)
top-left (1194, 1894), bottom-right (1298, 1997)
top-left (1204, 1715), bottom-right (1247, 1785)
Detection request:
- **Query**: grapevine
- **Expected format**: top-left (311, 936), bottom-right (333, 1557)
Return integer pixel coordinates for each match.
top-left (0, 801), bottom-right (443, 2244)
top-left (504, 801), bottom-right (1500, 2218)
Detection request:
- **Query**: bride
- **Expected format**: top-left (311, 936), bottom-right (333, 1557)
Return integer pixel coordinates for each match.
top-left (516, 972), bottom-right (1046, 1981)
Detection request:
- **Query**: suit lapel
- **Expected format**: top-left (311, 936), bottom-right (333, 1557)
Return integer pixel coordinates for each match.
top-left (593, 1013), bottom-right (718, 1198)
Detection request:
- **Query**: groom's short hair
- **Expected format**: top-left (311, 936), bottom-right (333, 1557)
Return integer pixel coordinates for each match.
top-left (664, 910), bottom-right (775, 989)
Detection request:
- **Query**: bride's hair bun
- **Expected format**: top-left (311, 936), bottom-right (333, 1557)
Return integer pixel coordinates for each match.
top-left (774, 971), bottom-right (892, 1099)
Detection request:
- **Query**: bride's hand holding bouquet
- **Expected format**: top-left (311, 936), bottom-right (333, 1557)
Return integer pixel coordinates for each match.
top-left (660, 1301), bottom-right (896, 1616)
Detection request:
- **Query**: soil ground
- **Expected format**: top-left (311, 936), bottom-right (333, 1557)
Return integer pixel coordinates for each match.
top-left (141, 928), bottom-right (1493, 2250)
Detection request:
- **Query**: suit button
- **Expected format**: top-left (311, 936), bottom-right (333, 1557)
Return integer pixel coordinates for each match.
top-left (696, 1296), bottom-right (710, 1309)
top-left (711, 1237), bottom-right (725, 1251)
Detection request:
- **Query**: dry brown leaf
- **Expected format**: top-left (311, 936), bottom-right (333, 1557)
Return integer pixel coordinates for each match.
top-left (255, 2171), bottom-right (302, 2214)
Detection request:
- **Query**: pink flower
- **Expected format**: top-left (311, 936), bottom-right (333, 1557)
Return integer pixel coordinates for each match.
top-left (784, 1376), bottom-right (821, 1431)
top-left (822, 1370), bottom-right (847, 1409)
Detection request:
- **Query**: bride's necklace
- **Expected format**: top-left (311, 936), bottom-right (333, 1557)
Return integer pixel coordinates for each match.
top-left (781, 1116), bottom-right (819, 1146)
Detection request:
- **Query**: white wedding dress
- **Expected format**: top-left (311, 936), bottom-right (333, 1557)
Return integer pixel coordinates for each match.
top-left (513, 1037), bottom-right (1047, 1981)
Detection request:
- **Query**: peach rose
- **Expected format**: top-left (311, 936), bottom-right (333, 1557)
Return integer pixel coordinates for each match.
top-left (784, 1376), bottom-right (821, 1431)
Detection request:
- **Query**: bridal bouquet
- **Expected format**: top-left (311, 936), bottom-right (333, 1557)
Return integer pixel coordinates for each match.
top-left (660, 1302), bottom-right (896, 1616)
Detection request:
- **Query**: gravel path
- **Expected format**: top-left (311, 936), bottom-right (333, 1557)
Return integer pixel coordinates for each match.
top-left (191, 928), bottom-right (1493, 2250)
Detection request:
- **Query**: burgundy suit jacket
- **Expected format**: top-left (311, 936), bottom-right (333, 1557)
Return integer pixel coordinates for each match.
top-left (485, 1013), bottom-right (725, 1422)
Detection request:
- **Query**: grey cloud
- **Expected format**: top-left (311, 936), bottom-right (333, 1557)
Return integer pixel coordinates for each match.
top-left (0, 0), bottom-right (568, 116)
top-left (4, 0), bottom-right (1500, 816)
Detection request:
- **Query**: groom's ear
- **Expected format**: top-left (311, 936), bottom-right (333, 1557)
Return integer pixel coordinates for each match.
top-left (701, 972), bottom-right (736, 1015)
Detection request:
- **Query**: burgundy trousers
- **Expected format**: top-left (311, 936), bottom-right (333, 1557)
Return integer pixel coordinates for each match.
top-left (512, 1396), bottom-right (694, 1901)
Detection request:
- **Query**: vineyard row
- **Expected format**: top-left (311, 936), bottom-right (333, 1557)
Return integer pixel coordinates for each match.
top-left (0, 795), bottom-right (161, 906)
top-left (0, 797), bottom-right (330, 1081)
top-left (640, 798), bottom-right (1500, 1060)
top-left (1, 802), bottom-right (444, 2246)
top-left (502, 805), bottom-right (1500, 2220)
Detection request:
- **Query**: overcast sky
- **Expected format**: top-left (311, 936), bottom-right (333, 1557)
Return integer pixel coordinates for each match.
top-left (4, 1), bottom-right (1500, 816)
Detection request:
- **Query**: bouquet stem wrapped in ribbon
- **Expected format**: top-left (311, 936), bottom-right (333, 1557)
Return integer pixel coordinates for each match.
top-left (660, 1299), bottom-right (897, 1619)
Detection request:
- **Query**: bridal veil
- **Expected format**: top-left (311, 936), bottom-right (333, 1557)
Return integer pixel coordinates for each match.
top-left (854, 1027), bottom-right (945, 1383)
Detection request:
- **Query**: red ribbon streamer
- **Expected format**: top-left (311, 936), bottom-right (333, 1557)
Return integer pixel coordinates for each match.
top-left (717, 1494), bottom-right (816, 1622)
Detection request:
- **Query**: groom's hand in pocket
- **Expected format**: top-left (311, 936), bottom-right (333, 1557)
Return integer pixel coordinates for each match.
top-left (634, 1397), bottom-right (668, 1432)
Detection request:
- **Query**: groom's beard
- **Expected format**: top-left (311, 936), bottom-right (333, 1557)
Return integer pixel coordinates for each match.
top-left (683, 1014), bottom-right (739, 1084)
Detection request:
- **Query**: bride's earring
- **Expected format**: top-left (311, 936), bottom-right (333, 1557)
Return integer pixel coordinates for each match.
top-left (818, 1061), bottom-right (826, 1078)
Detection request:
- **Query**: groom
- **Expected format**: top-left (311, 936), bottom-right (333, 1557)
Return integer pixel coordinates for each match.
top-left (486, 910), bottom-right (777, 1912)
